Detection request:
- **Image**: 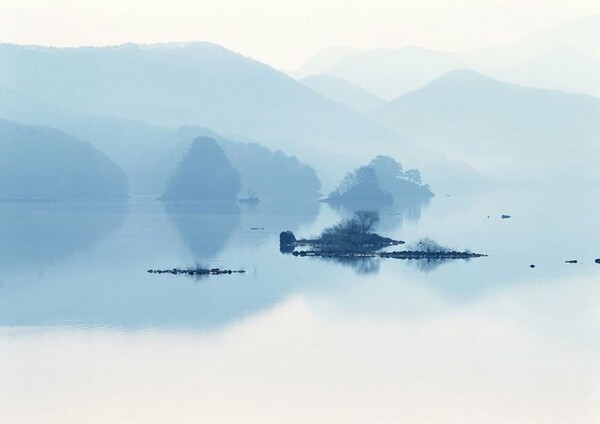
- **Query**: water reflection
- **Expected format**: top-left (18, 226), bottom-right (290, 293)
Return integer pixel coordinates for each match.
top-left (163, 201), bottom-right (241, 260)
top-left (0, 199), bottom-right (323, 330)
top-left (0, 200), bottom-right (128, 276)
top-left (3, 188), bottom-right (598, 331)
top-left (164, 200), bottom-right (320, 260)
top-left (326, 197), bottom-right (429, 233)
top-left (317, 256), bottom-right (381, 275)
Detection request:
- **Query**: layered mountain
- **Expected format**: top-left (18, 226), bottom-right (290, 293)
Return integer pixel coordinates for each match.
top-left (458, 14), bottom-right (600, 67)
top-left (0, 119), bottom-right (128, 199)
top-left (301, 75), bottom-right (386, 114)
top-left (499, 48), bottom-right (600, 98)
top-left (312, 46), bottom-right (465, 100)
top-left (373, 69), bottom-right (600, 182)
top-left (0, 42), bottom-right (401, 164)
top-left (293, 46), bottom-right (361, 78)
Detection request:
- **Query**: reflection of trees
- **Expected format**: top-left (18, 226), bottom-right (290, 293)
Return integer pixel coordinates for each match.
top-left (326, 196), bottom-right (430, 233)
top-left (163, 201), bottom-right (241, 260)
top-left (408, 256), bottom-right (473, 273)
top-left (317, 256), bottom-right (380, 275)
top-left (166, 199), bottom-right (320, 259)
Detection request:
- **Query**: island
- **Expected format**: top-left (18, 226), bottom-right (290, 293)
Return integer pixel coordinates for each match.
top-left (280, 211), bottom-right (485, 262)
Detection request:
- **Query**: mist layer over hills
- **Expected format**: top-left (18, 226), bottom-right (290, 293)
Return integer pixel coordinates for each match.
top-left (0, 42), bottom-right (401, 163)
top-left (2, 14), bottom-right (599, 196)
top-left (373, 70), bottom-right (600, 182)
top-left (313, 47), bottom-right (465, 100)
top-left (458, 14), bottom-right (600, 68)
top-left (295, 15), bottom-right (600, 102)
top-left (301, 75), bottom-right (386, 114)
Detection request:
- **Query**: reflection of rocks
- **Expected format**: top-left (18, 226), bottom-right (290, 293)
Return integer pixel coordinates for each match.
top-left (164, 201), bottom-right (241, 260)
top-left (0, 201), bottom-right (128, 274)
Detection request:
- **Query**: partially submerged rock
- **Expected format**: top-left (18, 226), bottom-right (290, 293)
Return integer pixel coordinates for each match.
top-left (280, 230), bottom-right (404, 254)
top-left (147, 267), bottom-right (245, 276)
top-left (291, 250), bottom-right (486, 260)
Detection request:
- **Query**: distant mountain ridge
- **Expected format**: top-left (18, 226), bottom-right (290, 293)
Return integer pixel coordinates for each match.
top-left (498, 47), bottom-right (600, 98)
top-left (372, 69), bottom-right (600, 182)
top-left (0, 42), bottom-right (403, 167)
top-left (458, 14), bottom-right (600, 67)
top-left (297, 46), bottom-right (466, 100)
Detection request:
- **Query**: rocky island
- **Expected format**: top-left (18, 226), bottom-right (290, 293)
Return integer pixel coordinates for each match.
top-left (280, 211), bottom-right (485, 262)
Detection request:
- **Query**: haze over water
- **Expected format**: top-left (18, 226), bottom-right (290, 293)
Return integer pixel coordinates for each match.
top-left (2, 1), bottom-right (600, 422)
top-left (1, 187), bottom-right (599, 423)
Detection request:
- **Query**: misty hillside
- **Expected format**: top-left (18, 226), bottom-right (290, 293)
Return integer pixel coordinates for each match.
top-left (0, 119), bottom-right (128, 199)
top-left (0, 42), bottom-right (402, 163)
top-left (500, 48), bottom-right (600, 98)
top-left (293, 46), bottom-right (361, 78)
top-left (177, 126), bottom-right (321, 199)
top-left (373, 69), bottom-right (600, 182)
top-left (0, 85), bottom-right (322, 197)
top-left (301, 75), bottom-right (386, 114)
top-left (161, 137), bottom-right (241, 201)
top-left (316, 46), bottom-right (465, 100)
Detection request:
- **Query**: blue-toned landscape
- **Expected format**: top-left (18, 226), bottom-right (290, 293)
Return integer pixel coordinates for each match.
top-left (1, 2), bottom-right (599, 422)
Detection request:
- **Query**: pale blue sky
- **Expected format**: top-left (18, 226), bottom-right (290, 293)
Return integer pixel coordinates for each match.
top-left (1, 0), bottom-right (599, 69)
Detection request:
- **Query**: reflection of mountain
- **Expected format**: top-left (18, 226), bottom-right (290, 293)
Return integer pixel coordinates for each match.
top-left (0, 199), bottom-right (323, 329)
top-left (0, 201), bottom-right (128, 275)
top-left (163, 201), bottom-right (241, 260)
top-left (164, 200), bottom-right (321, 262)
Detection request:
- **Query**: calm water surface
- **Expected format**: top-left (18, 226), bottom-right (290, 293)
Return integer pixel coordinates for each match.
top-left (1, 188), bottom-right (599, 423)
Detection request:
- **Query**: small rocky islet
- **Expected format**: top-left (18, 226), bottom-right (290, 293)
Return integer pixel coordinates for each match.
top-left (147, 266), bottom-right (245, 277)
top-left (280, 210), bottom-right (486, 262)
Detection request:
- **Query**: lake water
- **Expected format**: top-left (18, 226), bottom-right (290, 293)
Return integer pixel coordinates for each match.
top-left (1, 187), bottom-right (599, 423)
